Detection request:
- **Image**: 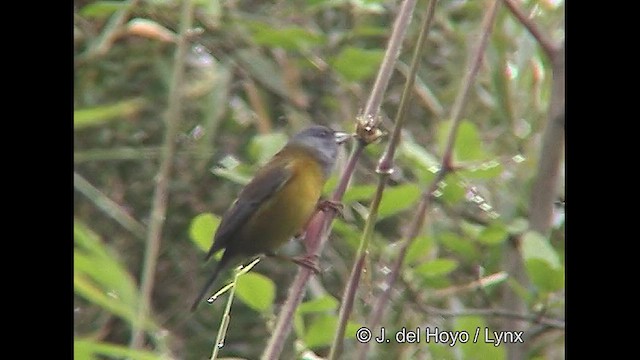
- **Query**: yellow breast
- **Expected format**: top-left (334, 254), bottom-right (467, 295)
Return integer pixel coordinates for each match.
top-left (241, 149), bottom-right (326, 252)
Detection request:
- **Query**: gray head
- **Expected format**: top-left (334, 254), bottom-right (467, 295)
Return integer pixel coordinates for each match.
top-left (288, 125), bottom-right (351, 178)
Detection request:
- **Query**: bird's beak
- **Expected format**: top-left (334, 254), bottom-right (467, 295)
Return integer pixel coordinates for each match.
top-left (334, 131), bottom-right (353, 145)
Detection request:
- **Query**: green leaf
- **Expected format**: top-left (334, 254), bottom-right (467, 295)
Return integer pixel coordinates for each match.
top-left (452, 316), bottom-right (505, 360)
top-left (506, 218), bottom-right (529, 234)
top-left (525, 259), bottom-right (565, 292)
top-left (460, 160), bottom-right (503, 179)
top-left (438, 232), bottom-right (479, 261)
top-left (332, 219), bottom-right (361, 251)
top-left (416, 258), bottom-right (458, 278)
top-left (378, 184), bottom-right (422, 218)
top-left (249, 22), bottom-right (325, 51)
top-left (521, 231), bottom-right (561, 269)
top-left (297, 295), bottom-right (339, 314)
top-left (74, 339), bottom-right (162, 360)
top-left (189, 213), bottom-right (221, 253)
top-left (342, 184), bottom-right (377, 204)
top-left (235, 272), bottom-right (275, 313)
top-left (248, 132), bottom-right (288, 165)
top-left (79, 1), bottom-right (126, 18)
top-left (438, 120), bottom-right (485, 162)
top-left (304, 315), bottom-right (337, 349)
top-left (521, 231), bottom-right (564, 292)
top-left (74, 98), bottom-right (146, 129)
top-left (74, 221), bottom-right (140, 321)
top-left (455, 121), bottom-right (485, 161)
top-left (477, 222), bottom-right (508, 245)
top-left (303, 315), bottom-right (361, 349)
top-left (399, 138), bottom-right (439, 183)
top-left (331, 47), bottom-right (384, 82)
top-left (438, 174), bottom-right (466, 204)
top-left (405, 235), bottom-right (434, 265)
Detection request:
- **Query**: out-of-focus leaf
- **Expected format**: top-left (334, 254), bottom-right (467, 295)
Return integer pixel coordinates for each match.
top-left (455, 121), bottom-right (485, 161)
top-left (332, 218), bottom-right (361, 251)
top-left (521, 231), bottom-right (561, 269)
top-left (378, 184), bottom-right (422, 218)
top-left (437, 120), bottom-right (486, 162)
top-left (74, 221), bottom-right (138, 309)
top-left (343, 184), bottom-right (377, 204)
top-left (248, 132), bottom-right (288, 165)
top-left (416, 258), bottom-right (458, 278)
top-left (522, 231), bottom-right (564, 291)
top-left (331, 47), bottom-right (384, 82)
top-left (189, 213), bottom-right (221, 253)
top-left (235, 49), bottom-right (291, 102)
top-left (248, 22), bottom-right (325, 51)
top-left (298, 295), bottom-right (339, 314)
top-left (453, 316), bottom-right (505, 360)
top-left (399, 139), bottom-right (440, 183)
top-left (438, 174), bottom-right (466, 204)
top-left (74, 339), bottom-right (162, 360)
top-left (507, 218), bottom-right (529, 234)
top-left (79, 1), bottom-right (126, 18)
top-left (235, 272), bottom-right (275, 313)
top-left (477, 222), bottom-right (508, 245)
top-left (303, 315), bottom-right (360, 349)
top-left (405, 235), bottom-right (434, 265)
top-left (438, 231), bottom-right (478, 261)
top-left (459, 160), bottom-right (503, 179)
top-left (74, 98), bottom-right (146, 129)
top-left (525, 259), bottom-right (565, 292)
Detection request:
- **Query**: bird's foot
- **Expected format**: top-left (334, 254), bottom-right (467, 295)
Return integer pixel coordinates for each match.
top-left (317, 199), bottom-right (344, 217)
top-left (292, 254), bottom-right (321, 275)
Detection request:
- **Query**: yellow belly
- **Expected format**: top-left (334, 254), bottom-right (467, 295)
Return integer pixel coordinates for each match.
top-left (240, 152), bottom-right (325, 253)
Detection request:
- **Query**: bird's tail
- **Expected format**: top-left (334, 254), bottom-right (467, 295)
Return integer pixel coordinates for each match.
top-left (190, 258), bottom-right (227, 312)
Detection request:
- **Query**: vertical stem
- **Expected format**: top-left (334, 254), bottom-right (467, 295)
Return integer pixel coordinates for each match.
top-left (363, 0), bottom-right (418, 119)
top-left (129, 0), bottom-right (194, 350)
top-left (262, 0), bottom-right (419, 356)
top-left (358, 1), bottom-right (500, 358)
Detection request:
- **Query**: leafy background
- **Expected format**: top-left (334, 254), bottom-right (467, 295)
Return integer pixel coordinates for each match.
top-left (74, 0), bottom-right (565, 359)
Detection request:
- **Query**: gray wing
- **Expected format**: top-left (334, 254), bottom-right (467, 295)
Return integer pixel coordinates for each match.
top-left (205, 163), bottom-right (292, 260)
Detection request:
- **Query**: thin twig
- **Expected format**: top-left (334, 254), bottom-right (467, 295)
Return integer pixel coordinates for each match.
top-left (403, 281), bottom-right (565, 329)
top-left (360, 2), bottom-right (500, 358)
top-left (129, 0), bottom-right (194, 350)
top-left (501, 0), bottom-right (559, 59)
top-left (363, 0), bottom-right (417, 118)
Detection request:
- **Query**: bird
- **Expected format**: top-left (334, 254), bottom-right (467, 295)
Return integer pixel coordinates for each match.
top-left (191, 125), bottom-right (351, 311)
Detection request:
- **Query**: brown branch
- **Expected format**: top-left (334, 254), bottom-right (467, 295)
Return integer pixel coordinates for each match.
top-left (501, 0), bottom-right (559, 59)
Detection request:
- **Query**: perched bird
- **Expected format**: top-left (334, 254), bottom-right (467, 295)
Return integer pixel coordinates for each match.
top-left (191, 125), bottom-right (351, 311)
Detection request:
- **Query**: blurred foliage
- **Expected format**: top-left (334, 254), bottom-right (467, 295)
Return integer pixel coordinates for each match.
top-left (74, 0), bottom-right (564, 359)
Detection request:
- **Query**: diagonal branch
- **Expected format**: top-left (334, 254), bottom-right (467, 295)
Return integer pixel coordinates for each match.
top-left (261, 0), bottom-right (421, 358)
top-left (501, 0), bottom-right (559, 59)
